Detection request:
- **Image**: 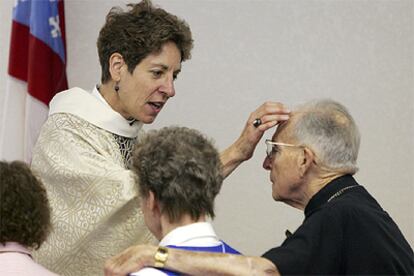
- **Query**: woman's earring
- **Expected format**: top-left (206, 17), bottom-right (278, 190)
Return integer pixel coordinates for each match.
top-left (114, 82), bottom-right (120, 93)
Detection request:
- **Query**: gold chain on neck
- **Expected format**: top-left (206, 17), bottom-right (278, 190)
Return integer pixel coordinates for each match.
top-left (327, 185), bottom-right (359, 203)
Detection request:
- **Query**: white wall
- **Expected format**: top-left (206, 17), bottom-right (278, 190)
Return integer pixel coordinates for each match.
top-left (1, 0), bottom-right (413, 256)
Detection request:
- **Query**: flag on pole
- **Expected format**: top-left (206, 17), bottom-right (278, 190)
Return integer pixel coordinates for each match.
top-left (0, 0), bottom-right (68, 162)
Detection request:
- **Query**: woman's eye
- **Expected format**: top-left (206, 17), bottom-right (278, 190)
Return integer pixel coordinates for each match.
top-left (152, 71), bottom-right (162, 78)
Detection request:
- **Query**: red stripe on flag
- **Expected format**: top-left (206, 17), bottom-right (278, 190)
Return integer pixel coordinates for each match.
top-left (8, 0), bottom-right (68, 106)
top-left (27, 35), bottom-right (68, 105)
top-left (8, 21), bottom-right (29, 82)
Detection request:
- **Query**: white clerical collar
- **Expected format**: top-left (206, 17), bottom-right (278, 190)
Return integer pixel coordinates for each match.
top-left (49, 87), bottom-right (143, 138)
top-left (92, 85), bottom-right (137, 126)
top-left (92, 85), bottom-right (112, 107)
top-left (159, 222), bottom-right (221, 247)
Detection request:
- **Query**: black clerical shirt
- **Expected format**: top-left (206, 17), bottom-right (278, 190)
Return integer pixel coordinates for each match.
top-left (262, 175), bottom-right (414, 275)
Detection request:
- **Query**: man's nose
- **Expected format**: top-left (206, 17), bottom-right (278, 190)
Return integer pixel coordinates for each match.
top-left (263, 156), bottom-right (272, 170)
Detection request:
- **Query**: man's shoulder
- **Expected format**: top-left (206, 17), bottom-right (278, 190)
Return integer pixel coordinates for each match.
top-left (325, 187), bottom-right (380, 214)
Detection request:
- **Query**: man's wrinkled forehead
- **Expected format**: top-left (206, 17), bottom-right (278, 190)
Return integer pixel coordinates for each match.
top-left (272, 111), bottom-right (301, 141)
top-left (272, 120), bottom-right (290, 141)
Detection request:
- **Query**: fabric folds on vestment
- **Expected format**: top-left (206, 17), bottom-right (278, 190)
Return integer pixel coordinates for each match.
top-left (32, 87), bottom-right (155, 276)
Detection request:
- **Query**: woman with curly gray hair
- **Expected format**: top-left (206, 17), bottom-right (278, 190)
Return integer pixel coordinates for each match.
top-left (129, 126), bottom-right (241, 275)
top-left (0, 161), bottom-right (57, 275)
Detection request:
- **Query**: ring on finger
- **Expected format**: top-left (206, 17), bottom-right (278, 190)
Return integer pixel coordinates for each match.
top-left (253, 118), bottom-right (262, 128)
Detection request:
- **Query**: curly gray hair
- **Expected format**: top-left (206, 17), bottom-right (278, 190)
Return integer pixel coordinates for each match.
top-left (132, 126), bottom-right (223, 223)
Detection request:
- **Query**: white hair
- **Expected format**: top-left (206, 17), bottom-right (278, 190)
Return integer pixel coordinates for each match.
top-left (292, 99), bottom-right (360, 174)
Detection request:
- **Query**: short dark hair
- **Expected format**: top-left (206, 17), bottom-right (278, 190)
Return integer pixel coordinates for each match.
top-left (132, 126), bottom-right (223, 223)
top-left (0, 161), bottom-right (51, 249)
top-left (97, 0), bottom-right (193, 83)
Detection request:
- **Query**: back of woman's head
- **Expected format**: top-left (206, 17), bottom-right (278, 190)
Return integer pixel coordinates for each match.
top-left (132, 126), bottom-right (223, 223)
top-left (97, 0), bottom-right (193, 83)
top-left (0, 161), bottom-right (51, 249)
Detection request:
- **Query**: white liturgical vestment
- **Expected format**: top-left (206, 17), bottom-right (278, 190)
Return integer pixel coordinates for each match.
top-left (32, 87), bottom-right (155, 276)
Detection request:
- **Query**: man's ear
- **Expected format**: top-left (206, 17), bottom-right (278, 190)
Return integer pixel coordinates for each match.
top-left (108, 52), bottom-right (125, 82)
top-left (297, 147), bottom-right (315, 178)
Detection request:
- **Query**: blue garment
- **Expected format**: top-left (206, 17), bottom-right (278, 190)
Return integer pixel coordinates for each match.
top-left (159, 242), bottom-right (241, 276)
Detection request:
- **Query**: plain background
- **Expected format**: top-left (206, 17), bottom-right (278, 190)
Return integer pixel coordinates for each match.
top-left (0, 0), bottom-right (412, 256)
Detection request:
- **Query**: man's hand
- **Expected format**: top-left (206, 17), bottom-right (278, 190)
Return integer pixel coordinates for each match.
top-left (105, 244), bottom-right (281, 276)
top-left (104, 244), bottom-right (156, 276)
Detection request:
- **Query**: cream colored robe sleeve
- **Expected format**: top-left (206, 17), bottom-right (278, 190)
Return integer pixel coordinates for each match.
top-left (32, 113), bottom-right (155, 276)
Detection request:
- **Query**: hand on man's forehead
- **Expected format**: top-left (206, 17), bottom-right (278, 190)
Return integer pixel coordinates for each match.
top-left (272, 118), bottom-right (293, 140)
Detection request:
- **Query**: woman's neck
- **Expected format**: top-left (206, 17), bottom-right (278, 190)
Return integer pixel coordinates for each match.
top-left (160, 214), bottom-right (207, 240)
top-left (98, 83), bottom-right (129, 119)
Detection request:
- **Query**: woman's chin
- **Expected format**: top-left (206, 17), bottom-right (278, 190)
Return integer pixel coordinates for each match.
top-left (140, 115), bottom-right (157, 124)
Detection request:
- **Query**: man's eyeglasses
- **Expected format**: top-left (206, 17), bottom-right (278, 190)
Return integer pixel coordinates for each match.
top-left (265, 139), bottom-right (305, 159)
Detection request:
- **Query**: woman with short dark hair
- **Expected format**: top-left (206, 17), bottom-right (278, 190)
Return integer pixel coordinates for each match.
top-left (32, 2), bottom-right (193, 274)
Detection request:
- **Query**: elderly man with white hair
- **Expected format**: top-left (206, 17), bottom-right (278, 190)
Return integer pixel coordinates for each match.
top-left (105, 99), bottom-right (414, 276)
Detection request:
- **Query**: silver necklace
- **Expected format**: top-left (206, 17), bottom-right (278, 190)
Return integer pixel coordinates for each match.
top-left (327, 185), bottom-right (359, 203)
